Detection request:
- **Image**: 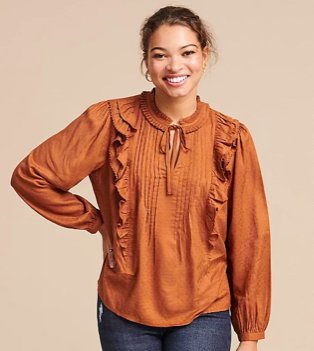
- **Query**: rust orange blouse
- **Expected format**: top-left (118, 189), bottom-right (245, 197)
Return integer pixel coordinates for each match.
top-left (10, 88), bottom-right (271, 342)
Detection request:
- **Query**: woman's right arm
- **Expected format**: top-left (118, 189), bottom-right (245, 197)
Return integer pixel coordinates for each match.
top-left (11, 101), bottom-right (112, 234)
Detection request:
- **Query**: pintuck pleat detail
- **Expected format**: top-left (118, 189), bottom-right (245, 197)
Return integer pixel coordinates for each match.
top-left (107, 97), bottom-right (139, 256)
top-left (139, 89), bottom-right (210, 195)
top-left (206, 111), bottom-right (240, 247)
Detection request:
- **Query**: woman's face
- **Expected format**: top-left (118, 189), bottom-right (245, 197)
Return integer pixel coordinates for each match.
top-left (145, 24), bottom-right (209, 100)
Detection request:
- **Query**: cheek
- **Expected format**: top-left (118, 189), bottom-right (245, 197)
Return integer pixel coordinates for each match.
top-left (149, 61), bottom-right (165, 75)
top-left (188, 56), bottom-right (203, 72)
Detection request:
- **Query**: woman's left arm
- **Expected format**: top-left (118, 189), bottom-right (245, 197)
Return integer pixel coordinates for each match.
top-left (226, 122), bottom-right (272, 345)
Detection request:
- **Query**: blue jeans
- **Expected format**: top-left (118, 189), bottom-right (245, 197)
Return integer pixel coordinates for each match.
top-left (97, 294), bottom-right (231, 351)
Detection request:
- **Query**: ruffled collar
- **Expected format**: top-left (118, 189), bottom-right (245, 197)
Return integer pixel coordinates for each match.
top-left (139, 87), bottom-right (209, 133)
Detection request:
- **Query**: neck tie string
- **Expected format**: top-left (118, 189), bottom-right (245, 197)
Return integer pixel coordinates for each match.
top-left (159, 125), bottom-right (189, 195)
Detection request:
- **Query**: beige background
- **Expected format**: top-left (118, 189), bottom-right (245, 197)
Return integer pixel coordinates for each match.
top-left (1, 1), bottom-right (313, 350)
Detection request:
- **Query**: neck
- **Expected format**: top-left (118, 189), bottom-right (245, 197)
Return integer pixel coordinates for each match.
top-left (153, 88), bottom-right (198, 123)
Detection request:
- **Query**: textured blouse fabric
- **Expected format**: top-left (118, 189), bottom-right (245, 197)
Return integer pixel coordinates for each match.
top-left (10, 88), bottom-right (271, 342)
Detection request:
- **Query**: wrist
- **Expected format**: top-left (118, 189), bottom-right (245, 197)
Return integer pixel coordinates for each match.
top-left (238, 340), bottom-right (258, 351)
top-left (240, 340), bottom-right (257, 344)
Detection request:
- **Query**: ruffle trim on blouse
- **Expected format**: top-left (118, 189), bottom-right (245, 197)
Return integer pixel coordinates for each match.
top-left (107, 96), bottom-right (139, 256)
top-left (206, 110), bottom-right (241, 248)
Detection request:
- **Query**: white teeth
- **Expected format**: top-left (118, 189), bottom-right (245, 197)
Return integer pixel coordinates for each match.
top-left (166, 75), bottom-right (188, 83)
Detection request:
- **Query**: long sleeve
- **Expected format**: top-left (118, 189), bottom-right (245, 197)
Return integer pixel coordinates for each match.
top-left (226, 123), bottom-right (271, 341)
top-left (10, 101), bottom-right (112, 234)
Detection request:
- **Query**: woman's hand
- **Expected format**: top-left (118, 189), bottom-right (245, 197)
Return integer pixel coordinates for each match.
top-left (236, 341), bottom-right (258, 351)
top-left (98, 223), bottom-right (116, 269)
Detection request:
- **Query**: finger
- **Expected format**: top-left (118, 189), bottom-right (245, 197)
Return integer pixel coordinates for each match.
top-left (108, 249), bottom-right (116, 268)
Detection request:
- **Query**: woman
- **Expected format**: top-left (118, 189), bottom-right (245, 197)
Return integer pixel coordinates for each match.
top-left (11, 6), bottom-right (271, 351)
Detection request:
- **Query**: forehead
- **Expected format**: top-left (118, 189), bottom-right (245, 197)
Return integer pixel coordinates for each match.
top-left (148, 24), bottom-right (199, 48)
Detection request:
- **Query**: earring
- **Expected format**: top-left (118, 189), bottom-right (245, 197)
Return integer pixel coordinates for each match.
top-left (145, 70), bottom-right (152, 82)
top-left (202, 63), bottom-right (207, 73)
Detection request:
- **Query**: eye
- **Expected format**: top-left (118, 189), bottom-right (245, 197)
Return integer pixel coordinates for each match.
top-left (183, 50), bottom-right (195, 56)
top-left (152, 53), bottom-right (165, 59)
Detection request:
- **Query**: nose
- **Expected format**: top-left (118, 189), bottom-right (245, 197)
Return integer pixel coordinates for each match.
top-left (166, 56), bottom-right (183, 72)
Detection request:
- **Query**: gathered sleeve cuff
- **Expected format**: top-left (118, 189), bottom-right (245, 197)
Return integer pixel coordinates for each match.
top-left (10, 101), bottom-right (112, 234)
top-left (226, 122), bottom-right (272, 341)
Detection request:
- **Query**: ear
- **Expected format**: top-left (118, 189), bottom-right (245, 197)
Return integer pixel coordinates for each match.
top-left (202, 45), bottom-right (210, 63)
top-left (141, 58), bottom-right (148, 74)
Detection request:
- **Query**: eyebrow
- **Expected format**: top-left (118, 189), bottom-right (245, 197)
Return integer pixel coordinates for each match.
top-left (150, 44), bottom-right (198, 52)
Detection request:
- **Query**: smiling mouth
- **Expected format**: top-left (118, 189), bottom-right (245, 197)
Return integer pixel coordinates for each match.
top-left (163, 75), bottom-right (189, 84)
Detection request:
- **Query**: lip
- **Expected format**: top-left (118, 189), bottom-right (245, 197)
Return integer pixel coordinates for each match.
top-left (163, 75), bottom-right (189, 87)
